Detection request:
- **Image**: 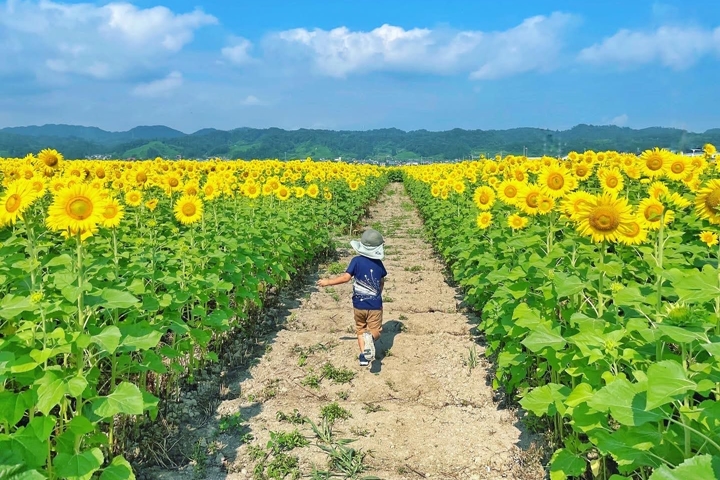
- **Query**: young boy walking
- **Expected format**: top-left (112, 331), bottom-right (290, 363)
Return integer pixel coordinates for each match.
top-left (317, 228), bottom-right (387, 367)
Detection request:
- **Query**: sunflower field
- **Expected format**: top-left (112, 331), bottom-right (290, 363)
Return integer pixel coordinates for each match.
top-left (0, 150), bottom-right (387, 479)
top-left (403, 145), bottom-right (720, 480)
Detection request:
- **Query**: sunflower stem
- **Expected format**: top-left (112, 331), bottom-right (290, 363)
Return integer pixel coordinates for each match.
top-left (716, 241), bottom-right (720, 335)
top-left (74, 231), bottom-right (85, 416)
top-left (598, 239), bottom-right (606, 317)
top-left (655, 212), bottom-right (666, 361)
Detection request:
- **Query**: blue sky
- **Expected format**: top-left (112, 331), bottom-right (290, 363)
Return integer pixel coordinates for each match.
top-left (1, 0), bottom-right (720, 133)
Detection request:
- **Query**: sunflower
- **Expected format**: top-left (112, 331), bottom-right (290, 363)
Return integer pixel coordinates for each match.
top-left (173, 195), bottom-right (203, 225)
top-left (508, 213), bottom-right (529, 230)
top-left (276, 185), bottom-right (291, 201)
top-left (648, 181), bottom-right (669, 200)
top-left (473, 186), bottom-right (495, 210)
top-left (453, 181), bottom-right (466, 195)
top-left (124, 189), bottom-right (142, 207)
top-left (704, 143), bottom-right (717, 157)
top-left (639, 148), bottom-right (670, 178)
top-left (476, 212), bottom-right (492, 230)
top-left (431, 185), bottom-right (441, 197)
top-left (637, 197), bottom-right (674, 230)
top-left (46, 183), bottom-right (107, 236)
top-left (695, 179), bottom-right (720, 224)
top-left (101, 198), bottom-right (124, 228)
top-left (496, 180), bottom-right (522, 205)
top-left (245, 183), bottom-right (261, 199)
top-left (164, 173), bottom-right (183, 193)
top-left (574, 193), bottom-right (634, 243)
top-left (183, 181), bottom-right (199, 197)
top-left (37, 148), bottom-right (63, 172)
top-left (538, 164), bottom-right (572, 198)
top-left (202, 182), bottom-right (220, 200)
top-left (572, 162), bottom-right (594, 181)
top-left (665, 192), bottom-right (691, 209)
top-left (700, 231), bottom-right (719, 247)
top-left (324, 191), bottom-right (333, 201)
top-left (537, 194), bottom-right (555, 215)
top-left (0, 180), bottom-right (39, 226)
top-left (617, 218), bottom-right (648, 246)
top-left (294, 186), bottom-right (306, 198)
top-left (561, 191), bottom-right (595, 220)
top-left (665, 156), bottom-right (689, 182)
top-left (599, 168), bottom-right (624, 195)
top-left (516, 184), bottom-right (543, 215)
top-left (145, 198), bottom-right (159, 211)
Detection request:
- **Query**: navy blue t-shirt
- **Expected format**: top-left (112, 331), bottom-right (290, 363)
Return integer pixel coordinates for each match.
top-left (346, 255), bottom-right (387, 310)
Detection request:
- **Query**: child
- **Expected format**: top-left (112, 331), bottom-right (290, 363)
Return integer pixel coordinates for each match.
top-left (317, 228), bottom-right (387, 367)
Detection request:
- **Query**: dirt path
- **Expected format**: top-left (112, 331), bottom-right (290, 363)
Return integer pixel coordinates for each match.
top-left (150, 183), bottom-right (544, 480)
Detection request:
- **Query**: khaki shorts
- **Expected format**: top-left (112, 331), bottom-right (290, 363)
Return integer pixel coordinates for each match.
top-left (354, 308), bottom-right (383, 337)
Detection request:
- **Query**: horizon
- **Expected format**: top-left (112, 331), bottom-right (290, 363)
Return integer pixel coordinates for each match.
top-left (2, 1), bottom-right (720, 132)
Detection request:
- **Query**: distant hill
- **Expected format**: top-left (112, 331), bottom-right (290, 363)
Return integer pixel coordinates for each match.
top-left (0, 123), bottom-right (718, 160)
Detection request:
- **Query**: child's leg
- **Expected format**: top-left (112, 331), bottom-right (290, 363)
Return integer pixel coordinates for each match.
top-left (354, 309), bottom-right (369, 352)
top-left (367, 309), bottom-right (383, 341)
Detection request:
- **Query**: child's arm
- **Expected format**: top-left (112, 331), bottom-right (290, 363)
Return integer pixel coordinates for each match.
top-left (317, 273), bottom-right (352, 288)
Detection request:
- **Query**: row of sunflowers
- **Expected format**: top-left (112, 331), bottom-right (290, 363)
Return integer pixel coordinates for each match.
top-left (0, 150), bottom-right (387, 479)
top-left (403, 146), bottom-right (720, 480)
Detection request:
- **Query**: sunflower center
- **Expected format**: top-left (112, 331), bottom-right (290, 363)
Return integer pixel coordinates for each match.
top-left (169, 178), bottom-right (179, 187)
top-left (479, 193), bottom-right (490, 204)
top-left (67, 197), bottom-right (93, 220)
top-left (182, 203), bottom-right (196, 216)
top-left (96, 169), bottom-right (106, 178)
top-left (515, 171), bottom-right (525, 181)
top-left (137, 173), bottom-right (147, 183)
top-left (589, 206), bottom-right (620, 232)
top-left (646, 154), bottom-right (663, 171)
top-left (526, 192), bottom-right (539, 208)
top-left (504, 186), bottom-right (517, 198)
top-left (104, 205), bottom-right (118, 219)
top-left (5, 194), bottom-right (21, 213)
top-left (547, 173), bottom-right (564, 190)
top-left (644, 204), bottom-right (664, 222)
top-left (623, 222), bottom-right (641, 238)
top-left (671, 162), bottom-right (685, 174)
top-left (43, 155), bottom-right (58, 167)
top-left (576, 166), bottom-right (588, 177)
top-left (606, 176), bottom-right (619, 188)
top-left (706, 189), bottom-right (720, 212)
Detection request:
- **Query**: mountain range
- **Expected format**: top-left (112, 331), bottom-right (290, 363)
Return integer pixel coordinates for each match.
top-left (1, 123), bottom-right (718, 161)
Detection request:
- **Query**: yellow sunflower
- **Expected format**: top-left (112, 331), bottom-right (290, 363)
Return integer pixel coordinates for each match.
top-left (617, 218), bottom-right (648, 246)
top-left (101, 198), bottom-right (124, 228)
top-left (516, 184), bottom-right (543, 215)
top-left (508, 213), bottom-right (529, 230)
top-left (704, 143), bottom-right (716, 157)
top-left (173, 195), bottom-right (203, 225)
top-left (665, 155), bottom-right (689, 182)
top-left (574, 193), bottom-right (634, 243)
top-left (37, 148), bottom-right (63, 172)
top-left (700, 231), bottom-right (719, 247)
top-left (46, 183), bottom-right (107, 236)
top-left (0, 180), bottom-right (39, 226)
top-left (125, 189), bottom-right (143, 207)
top-left (473, 186), bottom-right (496, 210)
top-left (537, 194), bottom-right (555, 215)
top-left (639, 148), bottom-right (670, 178)
top-left (245, 183), bottom-right (261, 199)
top-left (637, 197), bottom-right (674, 230)
top-left (294, 186), bottom-right (306, 198)
top-left (496, 180), bottom-right (522, 205)
top-left (599, 167), bottom-right (624, 195)
top-left (145, 198), bottom-right (159, 211)
top-left (562, 191), bottom-right (595, 221)
top-left (695, 179), bottom-right (720, 224)
top-left (648, 181), bottom-right (669, 200)
top-left (276, 185), bottom-right (291, 201)
top-left (476, 212), bottom-right (492, 229)
top-left (538, 164), bottom-right (572, 198)
top-left (431, 185), bottom-right (441, 197)
top-left (572, 161), bottom-right (594, 181)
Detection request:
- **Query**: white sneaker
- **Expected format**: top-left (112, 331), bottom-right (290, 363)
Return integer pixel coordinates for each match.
top-left (363, 332), bottom-right (375, 361)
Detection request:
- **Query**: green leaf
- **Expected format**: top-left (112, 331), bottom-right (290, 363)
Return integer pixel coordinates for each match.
top-left (613, 286), bottom-right (651, 307)
top-left (550, 448), bottom-right (587, 480)
top-left (553, 272), bottom-right (585, 299)
top-left (7, 424), bottom-right (48, 468)
top-left (565, 383), bottom-right (594, 408)
top-left (93, 382), bottom-right (143, 417)
top-left (657, 325), bottom-right (708, 345)
top-left (0, 295), bottom-right (35, 320)
top-left (512, 303), bottom-right (542, 329)
top-left (591, 425), bottom-right (662, 472)
top-left (0, 391), bottom-right (32, 426)
top-left (92, 326), bottom-right (122, 354)
top-left (54, 448), bottom-right (104, 480)
top-left (29, 415), bottom-right (55, 441)
top-left (646, 360), bottom-right (697, 411)
top-left (649, 454), bottom-right (720, 480)
top-left (34, 370), bottom-right (65, 416)
top-left (665, 266), bottom-right (720, 304)
top-left (98, 289), bottom-right (140, 309)
top-left (587, 378), bottom-right (664, 426)
top-left (519, 383), bottom-right (570, 416)
top-left (521, 322), bottom-right (566, 353)
top-left (99, 455), bottom-right (136, 480)
top-left (120, 323), bottom-right (163, 351)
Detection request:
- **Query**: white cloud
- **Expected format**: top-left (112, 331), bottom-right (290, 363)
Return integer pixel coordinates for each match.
top-left (241, 95), bottom-right (261, 105)
top-left (578, 25), bottom-right (719, 69)
top-left (132, 71), bottom-right (183, 97)
top-left (610, 113), bottom-right (629, 126)
top-left (270, 12), bottom-right (578, 79)
top-left (221, 37), bottom-right (254, 65)
top-left (0, 0), bottom-right (217, 79)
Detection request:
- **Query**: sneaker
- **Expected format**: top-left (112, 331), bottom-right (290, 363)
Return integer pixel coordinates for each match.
top-left (359, 354), bottom-right (369, 367)
top-left (362, 332), bottom-right (375, 361)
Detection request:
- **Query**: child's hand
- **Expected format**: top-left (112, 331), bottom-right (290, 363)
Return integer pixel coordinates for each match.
top-left (317, 279), bottom-right (329, 287)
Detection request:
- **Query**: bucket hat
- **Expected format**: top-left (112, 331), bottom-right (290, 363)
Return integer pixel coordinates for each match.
top-left (350, 228), bottom-right (384, 260)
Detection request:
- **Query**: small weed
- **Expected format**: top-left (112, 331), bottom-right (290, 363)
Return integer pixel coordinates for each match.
top-left (384, 349), bottom-right (393, 357)
top-left (350, 426), bottom-right (370, 437)
top-left (191, 441), bottom-right (207, 479)
top-left (371, 222), bottom-right (384, 232)
top-left (301, 372), bottom-right (321, 389)
top-left (329, 291), bottom-right (340, 302)
top-left (327, 262), bottom-right (346, 275)
top-left (247, 445), bottom-right (267, 461)
top-left (382, 295), bottom-right (394, 303)
top-left (319, 443), bottom-right (372, 478)
top-left (362, 403), bottom-right (385, 414)
top-left (261, 379), bottom-right (280, 401)
top-left (321, 402), bottom-right (352, 424)
top-left (265, 453), bottom-right (301, 480)
top-left (398, 314), bottom-right (408, 321)
top-left (336, 391), bottom-right (349, 400)
top-left (242, 432), bottom-right (255, 443)
top-left (307, 418), bottom-right (334, 444)
top-left (297, 355), bottom-right (307, 367)
top-left (385, 379), bottom-right (397, 392)
top-left (322, 363), bottom-right (356, 384)
top-left (218, 412), bottom-right (244, 434)
top-left (276, 409), bottom-right (306, 425)
top-left (404, 265), bottom-right (423, 272)
top-left (267, 429), bottom-right (309, 453)
top-left (466, 345), bottom-right (479, 371)
top-left (401, 201), bottom-right (415, 212)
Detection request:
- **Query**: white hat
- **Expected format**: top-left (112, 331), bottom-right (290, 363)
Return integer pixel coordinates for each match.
top-left (350, 228), bottom-right (385, 260)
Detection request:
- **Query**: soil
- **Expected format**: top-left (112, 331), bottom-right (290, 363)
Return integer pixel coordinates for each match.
top-left (140, 183), bottom-right (546, 480)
